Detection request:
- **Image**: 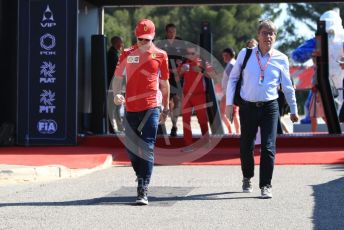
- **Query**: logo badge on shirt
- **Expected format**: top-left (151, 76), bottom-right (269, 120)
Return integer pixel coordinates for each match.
top-left (151, 53), bottom-right (156, 59)
top-left (127, 56), bottom-right (139, 63)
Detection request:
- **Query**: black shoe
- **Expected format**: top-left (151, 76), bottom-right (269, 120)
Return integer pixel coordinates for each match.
top-left (170, 127), bottom-right (177, 137)
top-left (136, 187), bottom-right (148, 205)
top-left (242, 177), bottom-right (253, 193)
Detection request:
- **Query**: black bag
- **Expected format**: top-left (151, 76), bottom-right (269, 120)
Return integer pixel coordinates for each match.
top-left (277, 89), bottom-right (290, 115)
top-left (233, 48), bottom-right (253, 106)
top-left (0, 122), bottom-right (15, 146)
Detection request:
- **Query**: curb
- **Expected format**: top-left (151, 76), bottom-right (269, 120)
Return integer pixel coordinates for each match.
top-left (0, 155), bottom-right (113, 183)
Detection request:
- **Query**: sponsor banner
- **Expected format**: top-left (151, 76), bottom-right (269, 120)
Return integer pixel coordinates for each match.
top-left (18, 0), bottom-right (77, 145)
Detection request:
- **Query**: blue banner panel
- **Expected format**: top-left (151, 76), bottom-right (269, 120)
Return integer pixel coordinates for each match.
top-left (17, 0), bottom-right (78, 145)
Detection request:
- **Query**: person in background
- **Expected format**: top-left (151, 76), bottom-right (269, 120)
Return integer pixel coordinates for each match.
top-left (309, 55), bottom-right (327, 132)
top-left (300, 92), bottom-right (312, 124)
top-left (178, 44), bottom-right (215, 152)
top-left (156, 23), bottom-right (184, 136)
top-left (221, 47), bottom-right (237, 134)
top-left (277, 86), bottom-right (291, 134)
top-left (336, 56), bottom-right (344, 124)
top-left (107, 36), bottom-right (124, 133)
top-left (291, 38), bottom-right (316, 125)
top-left (246, 38), bottom-right (258, 49)
top-left (113, 19), bottom-right (170, 205)
top-left (226, 20), bottom-right (299, 199)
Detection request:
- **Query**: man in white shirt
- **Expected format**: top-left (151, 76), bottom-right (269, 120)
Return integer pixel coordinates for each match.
top-left (226, 19), bottom-right (299, 199)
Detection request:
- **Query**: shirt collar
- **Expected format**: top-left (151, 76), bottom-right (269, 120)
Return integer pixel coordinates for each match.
top-left (255, 46), bottom-right (274, 57)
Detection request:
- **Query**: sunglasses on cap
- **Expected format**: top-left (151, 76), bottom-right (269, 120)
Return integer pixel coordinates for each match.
top-left (137, 38), bottom-right (151, 42)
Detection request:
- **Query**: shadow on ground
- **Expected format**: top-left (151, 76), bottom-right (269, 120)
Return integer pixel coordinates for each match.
top-left (312, 164), bottom-right (344, 230)
top-left (0, 186), bottom-right (260, 207)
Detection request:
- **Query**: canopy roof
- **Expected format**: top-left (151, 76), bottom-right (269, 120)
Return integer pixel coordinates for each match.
top-left (86, 0), bottom-right (340, 7)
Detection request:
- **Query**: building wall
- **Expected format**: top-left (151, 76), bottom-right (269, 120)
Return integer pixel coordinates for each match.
top-left (0, 0), bottom-right (18, 126)
top-left (78, 0), bottom-right (100, 132)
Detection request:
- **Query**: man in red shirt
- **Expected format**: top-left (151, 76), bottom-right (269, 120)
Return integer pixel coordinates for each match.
top-left (113, 19), bottom-right (170, 205)
top-left (178, 44), bottom-right (213, 152)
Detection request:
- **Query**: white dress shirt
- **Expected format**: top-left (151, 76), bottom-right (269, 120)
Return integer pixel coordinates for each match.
top-left (226, 46), bottom-right (298, 114)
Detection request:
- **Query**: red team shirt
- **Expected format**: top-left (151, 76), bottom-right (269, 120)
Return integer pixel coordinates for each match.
top-left (115, 44), bottom-right (169, 112)
top-left (180, 58), bottom-right (213, 95)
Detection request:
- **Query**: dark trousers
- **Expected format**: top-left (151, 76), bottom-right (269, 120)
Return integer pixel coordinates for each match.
top-left (124, 107), bottom-right (160, 188)
top-left (239, 100), bottom-right (279, 188)
top-left (277, 116), bottom-right (283, 134)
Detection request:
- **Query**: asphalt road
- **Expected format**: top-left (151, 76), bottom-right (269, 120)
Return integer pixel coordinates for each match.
top-left (1, 165), bottom-right (344, 230)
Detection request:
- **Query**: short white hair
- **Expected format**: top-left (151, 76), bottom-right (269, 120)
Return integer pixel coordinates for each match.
top-left (258, 19), bottom-right (277, 35)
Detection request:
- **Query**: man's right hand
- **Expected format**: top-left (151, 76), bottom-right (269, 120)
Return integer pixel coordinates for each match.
top-left (114, 94), bottom-right (125, 105)
top-left (225, 105), bottom-right (234, 123)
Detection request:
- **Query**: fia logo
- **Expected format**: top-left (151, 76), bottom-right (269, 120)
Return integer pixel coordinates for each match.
top-left (127, 56), bottom-right (139, 63)
top-left (37, 119), bottom-right (57, 134)
top-left (40, 61), bottom-right (56, 83)
top-left (40, 33), bottom-right (56, 55)
top-left (39, 90), bottom-right (56, 113)
top-left (40, 5), bottom-right (56, 28)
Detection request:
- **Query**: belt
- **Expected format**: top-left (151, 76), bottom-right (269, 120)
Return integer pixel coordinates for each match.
top-left (243, 99), bottom-right (275, 107)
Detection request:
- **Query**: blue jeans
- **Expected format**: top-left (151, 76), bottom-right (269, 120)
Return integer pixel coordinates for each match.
top-left (124, 107), bottom-right (160, 188)
top-left (239, 100), bottom-right (279, 188)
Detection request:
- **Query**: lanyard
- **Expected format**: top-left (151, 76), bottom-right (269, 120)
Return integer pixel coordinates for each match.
top-left (255, 50), bottom-right (272, 84)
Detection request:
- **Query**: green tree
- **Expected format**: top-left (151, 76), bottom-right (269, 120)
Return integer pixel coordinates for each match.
top-left (104, 7), bottom-right (155, 47)
top-left (277, 3), bottom-right (344, 54)
top-left (104, 5), bottom-right (265, 59)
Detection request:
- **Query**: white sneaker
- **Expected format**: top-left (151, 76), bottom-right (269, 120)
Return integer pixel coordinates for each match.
top-left (136, 187), bottom-right (149, 205)
top-left (261, 186), bottom-right (272, 199)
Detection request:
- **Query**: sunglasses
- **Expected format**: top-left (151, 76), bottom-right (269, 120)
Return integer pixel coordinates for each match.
top-left (187, 52), bottom-right (196, 55)
top-left (137, 38), bottom-right (151, 42)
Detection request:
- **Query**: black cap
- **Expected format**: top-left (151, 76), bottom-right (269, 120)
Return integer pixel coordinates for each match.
top-left (223, 47), bottom-right (235, 57)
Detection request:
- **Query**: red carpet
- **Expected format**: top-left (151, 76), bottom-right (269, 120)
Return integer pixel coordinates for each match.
top-left (112, 147), bottom-right (344, 165)
top-left (88, 135), bottom-right (344, 165)
top-left (0, 146), bottom-right (112, 169)
top-left (0, 135), bottom-right (343, 168)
